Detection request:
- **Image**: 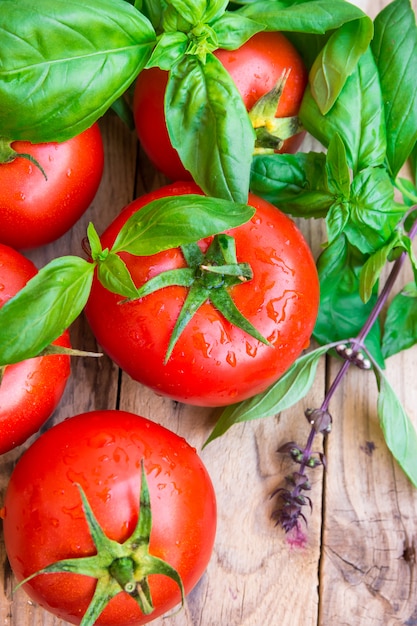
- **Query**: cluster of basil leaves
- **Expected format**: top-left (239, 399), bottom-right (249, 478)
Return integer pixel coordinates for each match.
top-left (1, 0), bottom-right (417, 484)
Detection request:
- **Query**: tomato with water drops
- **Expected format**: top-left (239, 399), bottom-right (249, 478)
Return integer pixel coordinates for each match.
top-left (85, 182), bottom-right (319, 406)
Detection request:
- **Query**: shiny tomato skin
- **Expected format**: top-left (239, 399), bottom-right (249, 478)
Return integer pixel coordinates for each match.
top-left (3, 409), bottom-right (217, 625)
top-left (0, 244), bottom-right (71, 454)
top-left (133, 32), bottom-right (308, 181)
top-left (0, 123), bottom-right (104, 250)
top-left (85, 182), bottom-right (319, 407)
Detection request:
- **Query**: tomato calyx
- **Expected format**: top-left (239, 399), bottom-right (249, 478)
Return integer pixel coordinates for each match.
top-left (0, 137), bottom-right (48, 180)
top-left (15, 461), bottom-right (184, 626)
top-left (248, 70), bottom-right (304, 154)
top-left (133, 233), bottom-right (271, 363)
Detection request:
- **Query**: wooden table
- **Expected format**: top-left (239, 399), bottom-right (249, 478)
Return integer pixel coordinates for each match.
top-left (1, 1), bottom-right (417, 623)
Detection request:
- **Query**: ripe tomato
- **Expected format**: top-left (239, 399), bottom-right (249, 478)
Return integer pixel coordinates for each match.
top-left (133, 32), bottom-right (308, 181)
top-left (0, 244), bottom-right (71, 454)
top-left (0, 123), bottom-right (104, 250)
top-left (85, 182), bottom-right (319, 407)
top-left (2, 409), bottom-right (217, 625)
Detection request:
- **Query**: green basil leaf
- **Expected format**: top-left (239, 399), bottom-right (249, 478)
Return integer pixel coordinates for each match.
top-left (372, 0), bottom-right (417, 178)
top-left (211, 12), bottom-right (263, 49)
top-left (359, 234), bottom-right (403, 304)
top-left (409, 141), bottom-right (417, 186)
top-left (239, 0), bottom-right (369, 34)
top-left (382, 283), bottom-right (417, 359)
top-left (204, 344), bottom-right (331, 445)
top-left (166, 54), bottom-right (255, 203)
top-left (325, 133), bottom-right (351, 196)
top-left (250, 152), bottom-right (333, 218)
top-left (314, 235), bottom-right (385, 368)
top-left (87, 222), bottom-right (104, 259)
top-left (0, 257), bottom-right (95, 366)
top-left (401, 234), bottom-right (417, 284)
top-left (346, 167), bottom-right (402, 254)
top-left (375, 367), bottom-right (417, 488)
top-left (202, 0), bottom-right (229, 23)
top-left (111, 194), bottom-right (255, 255)
top-left (166, 0), bottom-right (207, 25)
top-left (396, 176), bottom-right (417, 207)
top-left (97, 252), bottom-right (140, 299)
top-left (134, 0), bottom-right (164, 30)
top-left (300, 48), bottom-right (386, 174)
top-left (145, 31), bottom-right (188, 69)
top-left (0, 0), bottom-right (156, 142)
top-left (325, 200), bottom-right (350, 244)
top-left (309, 17), bottom-right (373, 114)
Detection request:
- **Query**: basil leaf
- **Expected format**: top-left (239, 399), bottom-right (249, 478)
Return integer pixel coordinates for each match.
top-left (300, 48), bottom-right (386, 174)
top-left (165, 54), bottom-right (255, 203)
top-left (167, 0), bottom-right (207, 24)
top-left (87, 222), bottom-right (104, 259)
top-left (239, 0), bottom-right (370, 34)
top-left (359, 234), bottom-right (403, 304)
top-left (204, 345), bottom-right (331, 445)
top-left (375, 367), bottom-right (417, 488)
top-left (0, 257), bottom-right (95, 366)
top-left (145, 31), bottom-right (188, 69)
top-left (250, 151), bottom-right (333, 218)
top-left (382, 283), bottom-right (417, 359)
top-left (309, 17), bottom-right (373, 114)
top-left (202, 0), bottom-right (229, 23)
top-left (111, 195), bottom-right (255, 255)
top-left (212, 12), bottom-right (263, 49)
top-left (97, 252), bottom-right (140, 299)
top-left (325, 133), bottom-right (350, 197)
top-left (134, 0), bottom-right (164, 30)
top-left (0, 0), bottom-right (156, 142)
top-left (345, 167), bottom-right (401, 255)
top-left (409, 141), bottom-right (417, 186)
top-left (314, 235), bottom-right (385, 368)
top-left (325, 200), bottom-right (350, 244)
top-left (372, 0), bottom-right (417, 178)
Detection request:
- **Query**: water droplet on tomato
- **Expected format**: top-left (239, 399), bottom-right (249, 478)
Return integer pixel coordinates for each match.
top-left (66, 168), bottom-right (72, 178)
top-left (113, 446), bottom-right (129, 464)
top-left (226, 351), bottom-right (237, 367)
top-left (87, 432), bottom-right (116, 449)
top-left (148, 463), bottom-right (162, 477)
top-left (245, 342), bottom-right (258, 358)
top-left (193, 332), bottom-right (211, 358)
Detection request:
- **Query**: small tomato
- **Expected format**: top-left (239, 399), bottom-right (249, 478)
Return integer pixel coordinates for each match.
top-left (0, 244), bottom-right (71, 454)
top-left (0, 123), bottom-right (104, 249)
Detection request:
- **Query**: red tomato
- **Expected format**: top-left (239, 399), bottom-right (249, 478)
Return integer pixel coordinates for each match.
top-left (85, 182), bottom-right (319, 407)
top-left (0, 244), bottom-right (71, 454)
top-left (133, 32), bottom-right (308, 181)
top-left (2, 409), bottom-right (217, 625)
top-left (0, 123), bottom-right (104, 249)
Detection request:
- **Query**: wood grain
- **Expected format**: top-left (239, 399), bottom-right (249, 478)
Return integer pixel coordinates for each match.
top-left (1, 1), bottom-right (417, 624)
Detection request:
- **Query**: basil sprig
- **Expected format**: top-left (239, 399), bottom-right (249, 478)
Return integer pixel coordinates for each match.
top-left (0, 196), bottom-right (254, 367)
top-left (0, 0), bottom-right (373, 204)
top-left (211, 0), bottom-right (417, 487)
